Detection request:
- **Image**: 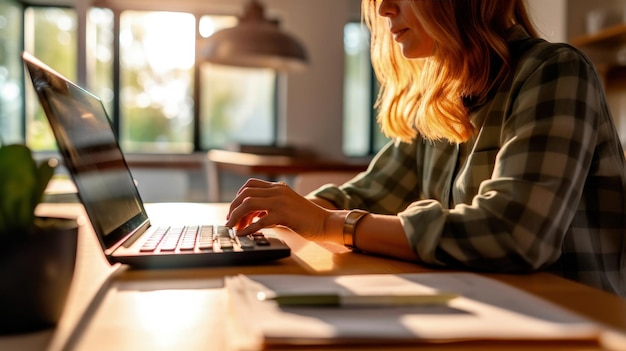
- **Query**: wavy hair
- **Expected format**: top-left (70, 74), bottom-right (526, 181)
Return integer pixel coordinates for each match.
top-left (362, 0), bottom-right (539, 143)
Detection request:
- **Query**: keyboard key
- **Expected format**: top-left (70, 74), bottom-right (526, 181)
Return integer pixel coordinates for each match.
top-left (238, 236), bottom-right (255, 249)
top-left (219, 238), bottom-right (234, 250)
top-left (140, 227), bottom-right (168, 252)
top-left (179, 226), bottom-right (198, 251)
top-left (252, 233), bottom-right (270, 246)
top-left (198, 226), bottom-right (214, 250)
top-left (139, 225), bottom-right (276, 254)
top-left (160, 227), bottom-right (184, 251)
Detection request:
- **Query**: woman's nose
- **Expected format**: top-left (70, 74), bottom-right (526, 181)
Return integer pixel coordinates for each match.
top-left (377, 0), bottom-right (398, 17)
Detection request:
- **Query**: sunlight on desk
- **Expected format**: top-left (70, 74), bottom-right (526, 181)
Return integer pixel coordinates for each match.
top-left (131, 290), bottom-right (209, 347)
top-left (263, 227), bottom-right (345, 273)
top-left (291, 241), bottom-right (337, 273)
top-left (71, 279), bottom-right (227, 351)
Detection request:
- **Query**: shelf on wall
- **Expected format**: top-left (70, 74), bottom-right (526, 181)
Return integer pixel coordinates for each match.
top-left (568, 24), bottom-right (626, 89)
top-left (570, 23), bottom-right (626, 49)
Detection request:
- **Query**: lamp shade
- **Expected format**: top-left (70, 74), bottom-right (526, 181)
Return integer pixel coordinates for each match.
top-left (201, 0), bottom-right (308, 72)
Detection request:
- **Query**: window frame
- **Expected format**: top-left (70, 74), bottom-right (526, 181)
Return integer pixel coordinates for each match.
top-left (343, 20), bottom-right (387, 157)
top-left (11, 2), bottom-right (281, 154)
top-left (5, 2), bottom-right (382, 158)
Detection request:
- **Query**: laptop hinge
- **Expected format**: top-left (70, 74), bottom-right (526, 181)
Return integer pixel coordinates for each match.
top-left (104, 219), bottom-right (151, 255)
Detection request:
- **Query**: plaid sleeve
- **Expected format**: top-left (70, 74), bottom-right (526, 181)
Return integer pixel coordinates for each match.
top-left (313, 39), bottom-right (625, 295)
top-left (311, 139), bottom-right (422, 214)
top-left (400, 42), bottom-right (618, 273)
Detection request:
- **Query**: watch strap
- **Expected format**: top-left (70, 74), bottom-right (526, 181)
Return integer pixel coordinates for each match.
top-left (343, 209), bottom-right (369, 251)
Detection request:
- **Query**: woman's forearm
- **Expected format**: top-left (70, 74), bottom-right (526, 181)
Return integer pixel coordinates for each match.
top-left (324, 210), bottom-right (419, 261)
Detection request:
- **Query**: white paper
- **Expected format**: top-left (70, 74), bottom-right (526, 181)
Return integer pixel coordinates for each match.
top-left (225, 273), bottom-right (602, 349)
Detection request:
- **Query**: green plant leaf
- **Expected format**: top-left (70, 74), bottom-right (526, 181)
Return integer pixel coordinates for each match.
top-left (32, 158), bottom-right (56, 214)
top-left (0, 145), bottom-right (38, 234)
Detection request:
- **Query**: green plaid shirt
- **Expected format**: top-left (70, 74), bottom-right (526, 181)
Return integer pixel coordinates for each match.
top-left (313, 28), bottom-right (626, 296)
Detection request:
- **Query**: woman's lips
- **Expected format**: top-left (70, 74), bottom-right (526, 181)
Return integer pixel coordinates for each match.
top-left (392, 28), bottom-right (409, 41)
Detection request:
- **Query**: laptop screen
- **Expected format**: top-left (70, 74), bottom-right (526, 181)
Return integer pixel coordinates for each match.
top-left (23, 52), bottom-right (149, 249)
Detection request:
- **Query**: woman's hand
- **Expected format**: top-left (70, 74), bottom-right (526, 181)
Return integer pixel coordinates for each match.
top-left (225, 178), bottom-right (335, 242)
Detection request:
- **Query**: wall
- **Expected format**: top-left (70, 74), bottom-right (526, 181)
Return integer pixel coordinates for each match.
top-left (567, 0), bottom-right (626, 38)
top-left (270, 0), bottom-right (359, 158)
top-left (527, 0), bottom-right (567, 42)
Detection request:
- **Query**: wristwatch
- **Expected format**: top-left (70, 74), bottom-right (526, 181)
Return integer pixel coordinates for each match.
top-left (343, 209), bottom-right (369, 251)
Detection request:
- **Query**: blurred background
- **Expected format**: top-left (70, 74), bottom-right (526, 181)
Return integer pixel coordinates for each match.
top-left (1, 0), bottom-right (624, 202)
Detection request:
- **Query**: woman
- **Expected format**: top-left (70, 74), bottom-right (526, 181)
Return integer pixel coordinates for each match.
top-left (226, 0), bottom-right (626, 296)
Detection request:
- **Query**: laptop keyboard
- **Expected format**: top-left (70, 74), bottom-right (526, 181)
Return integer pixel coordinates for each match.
top-left (140, 225), bottom-right (271, 253)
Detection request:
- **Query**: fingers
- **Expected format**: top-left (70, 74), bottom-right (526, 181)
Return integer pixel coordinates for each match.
top-left (232, 211), bottom-right (263, 230)
top-left (225, 178), bottom-right (330, 241)
top-left (233, 204), bottom-right (292, 237)
top-left (227, 195), bottom-right (275, 229)
top-left (235, 178), bottom-right (286, 196)
top-left (227, 179), bottom-right (287, 218)
top-left (233, 213), bottom-right (275, 237)
top-left (226, 179), bottom-right (290, 233)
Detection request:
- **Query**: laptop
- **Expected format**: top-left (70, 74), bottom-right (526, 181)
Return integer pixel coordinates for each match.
top-left (22, 51), bottom-right (291, 269)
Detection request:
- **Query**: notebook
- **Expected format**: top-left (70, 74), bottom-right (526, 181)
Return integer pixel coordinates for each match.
top-left (22, 51), bottom-right (291, 269)
top-left (224, 273), bottom-right (602, 349)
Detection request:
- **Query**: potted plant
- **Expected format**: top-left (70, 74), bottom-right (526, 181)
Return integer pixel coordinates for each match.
top-left (0, 144), bottom-right (78, 334)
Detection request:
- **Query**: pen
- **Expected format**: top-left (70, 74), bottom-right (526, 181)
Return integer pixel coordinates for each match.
top-left (256, 291), bottom-right (458, 307)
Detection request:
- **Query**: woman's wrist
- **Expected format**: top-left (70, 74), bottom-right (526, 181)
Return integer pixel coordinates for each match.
top-left (308, 196), bottom-right (338, 210)
top-left (324, 210), bottom-right (350, 245)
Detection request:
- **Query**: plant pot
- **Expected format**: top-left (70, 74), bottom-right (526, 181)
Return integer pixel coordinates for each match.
top-left (0, 217), bottom-right (78, 335)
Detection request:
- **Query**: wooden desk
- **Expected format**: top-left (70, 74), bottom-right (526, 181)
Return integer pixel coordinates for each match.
top-left (2, 203), bottom-right (626, 351)
top-left (206, 150), bottom-right (369, 201)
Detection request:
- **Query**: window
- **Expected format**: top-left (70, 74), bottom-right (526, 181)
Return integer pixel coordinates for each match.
top-left (199, 64), bottom-right (276, 150)
top-left (2, 4), bottom-right (381, 157)
top-left (86, 8), bottom-right (115, 129)
top-left (3, 4), bottom-right (277, 153)
top-left (24, 6), bottom-right (77, 150)
top-left (343, 22), bottom-right (387, 157)
top-left (0, 0), bottom-right (23, 146)
top-left (198, 15), bottom-right (276, 150)
top-left (119, 10), bottom-right (196, 153)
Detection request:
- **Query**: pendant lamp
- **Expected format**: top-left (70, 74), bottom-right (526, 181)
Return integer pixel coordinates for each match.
top-left (201, 0), bottom-right (308, 72)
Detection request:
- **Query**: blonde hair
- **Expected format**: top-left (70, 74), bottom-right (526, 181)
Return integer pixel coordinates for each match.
top-left (362, 0), bottom-right (539, 143)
